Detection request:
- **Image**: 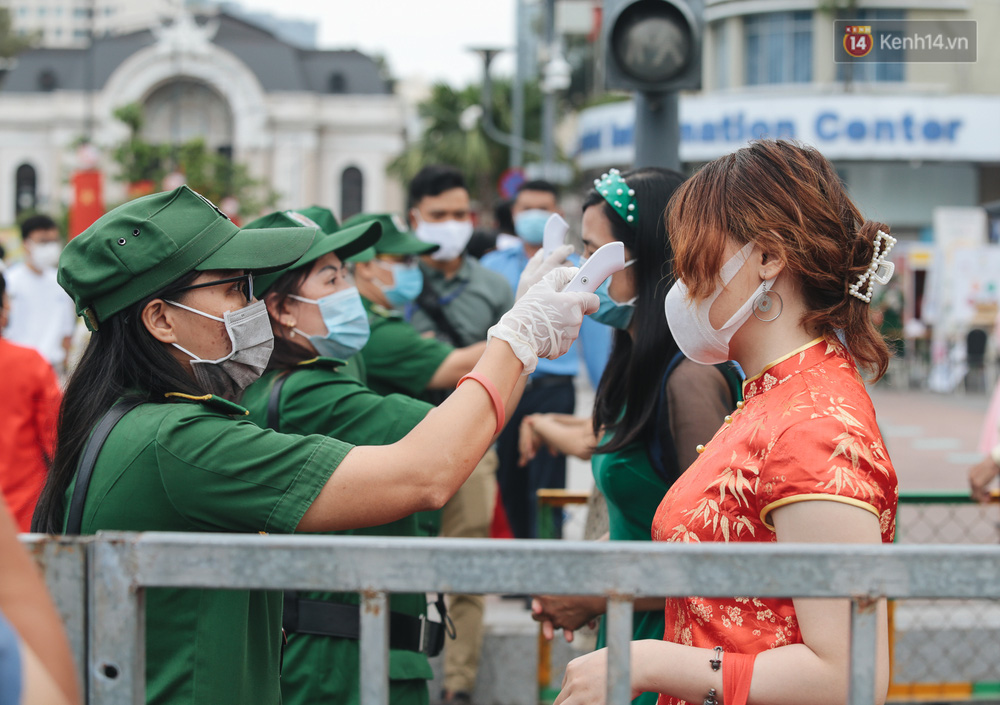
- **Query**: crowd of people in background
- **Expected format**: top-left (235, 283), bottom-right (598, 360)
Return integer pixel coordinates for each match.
top-left (4, 139), bottom-right (991, 705)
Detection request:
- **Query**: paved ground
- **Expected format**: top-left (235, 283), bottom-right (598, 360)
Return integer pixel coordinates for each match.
top-left (869, 385), bottom-right (991, 493)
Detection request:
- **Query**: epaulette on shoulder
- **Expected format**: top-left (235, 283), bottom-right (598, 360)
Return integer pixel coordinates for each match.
top-left (164, 392), bottom-right (250, 417)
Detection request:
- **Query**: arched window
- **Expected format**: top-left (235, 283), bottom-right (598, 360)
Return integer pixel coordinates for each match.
top-left (143, 79), bottom-right (233, 150)
top-left (328, 72), bottom-right (346, 94)
top-left (37, 68), bottom-right (57, 92)
top-left (15, 163), bottom-right (36, 215)
top-left (341, 167), bottom-right (363, 220)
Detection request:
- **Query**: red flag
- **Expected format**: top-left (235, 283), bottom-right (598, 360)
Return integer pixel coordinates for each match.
top-left (588, 3), bottom-right (602, 42)
top-left (68, 170), bottom-right (105, 239)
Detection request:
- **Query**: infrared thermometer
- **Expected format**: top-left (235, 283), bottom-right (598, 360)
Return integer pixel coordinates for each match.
top-left (543, 213), bottom-right (569, 257)
top-left (563, 241), bottom-right (626, 294)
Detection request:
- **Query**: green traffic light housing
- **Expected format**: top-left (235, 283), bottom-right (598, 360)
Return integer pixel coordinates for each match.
top-left (604, 0), bottom-right (704, 93)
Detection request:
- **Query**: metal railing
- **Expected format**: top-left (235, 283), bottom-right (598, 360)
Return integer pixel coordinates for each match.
top-left (21, 532), bottom-right (1000, 705)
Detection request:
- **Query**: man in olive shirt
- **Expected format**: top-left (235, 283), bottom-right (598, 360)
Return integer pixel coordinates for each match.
top-left (344, 212), bottom-right (486, 399)
top-left (369, 165), bottom-right (510, 705)
top-left (406, 166), bottom-right (514, 349)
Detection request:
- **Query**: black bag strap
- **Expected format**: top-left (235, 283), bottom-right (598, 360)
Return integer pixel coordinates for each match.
top-left (717, 361), bottom-right (745, 407)
top-left (66, 398), bottom-right (145, 534)
top-left (415, 279), bottom-right (466, 348)
top-left (645, 353), bottom-right (745, 487)
top-left (645, 352), bottom-right (686, 486)
top-left (266, 371), bottom-right (292, 431)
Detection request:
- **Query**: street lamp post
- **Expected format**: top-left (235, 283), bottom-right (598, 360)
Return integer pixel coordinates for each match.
top-left (469, 47), bottom-right (543, 161)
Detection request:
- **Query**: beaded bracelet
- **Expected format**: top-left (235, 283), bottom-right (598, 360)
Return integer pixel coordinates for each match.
top-left (457, 372), bottom-right (506, 437)
top-left (703, 647), bottom-right (723, 705)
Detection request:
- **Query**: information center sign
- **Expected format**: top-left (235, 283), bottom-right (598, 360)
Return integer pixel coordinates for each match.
top-left (576, 94), bottom-right (1000, 168)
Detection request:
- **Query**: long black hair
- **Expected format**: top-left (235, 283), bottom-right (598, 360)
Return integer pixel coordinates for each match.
top-left (588, 167), bottom-right (686, 455)
top-left (32, 272), bottom-right (202, 533)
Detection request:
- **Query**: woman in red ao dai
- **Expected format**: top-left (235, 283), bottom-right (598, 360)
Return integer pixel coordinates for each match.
top-left (555, 140), bottom-right (898, 705)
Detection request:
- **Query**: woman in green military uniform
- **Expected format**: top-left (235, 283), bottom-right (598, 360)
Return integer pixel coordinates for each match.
top-left (32, 186), bottom-right (597, 705)
top-left (240, 207), bottom-right (461, 705)
top-left (523, 169), bottom-right (741, 705)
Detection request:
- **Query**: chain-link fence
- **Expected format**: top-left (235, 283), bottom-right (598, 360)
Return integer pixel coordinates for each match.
top-left (890, 492), bottom-right (1000, 701)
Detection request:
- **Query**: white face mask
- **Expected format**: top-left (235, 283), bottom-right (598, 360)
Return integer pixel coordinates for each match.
top-left (412, 213), bottom-right (474, 262)
top-left (663, 243), bottom-right (774, 365)
top-left (29, 241), bottom-right (62, 270)
top-left (166, 299), bottom-right (274, 399)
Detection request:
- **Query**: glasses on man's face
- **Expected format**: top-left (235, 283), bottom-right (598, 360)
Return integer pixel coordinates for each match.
top-left (174, 273), bottom-right (255, 303)
top-left (375, 255), bottom-right (417, 268)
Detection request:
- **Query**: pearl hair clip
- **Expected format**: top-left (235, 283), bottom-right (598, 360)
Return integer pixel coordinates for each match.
top-left (848, 229), bottom-right (897, 303)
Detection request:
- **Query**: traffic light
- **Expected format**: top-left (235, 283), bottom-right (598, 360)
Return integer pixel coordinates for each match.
top-left (603, 0), bottom-right (704, 93)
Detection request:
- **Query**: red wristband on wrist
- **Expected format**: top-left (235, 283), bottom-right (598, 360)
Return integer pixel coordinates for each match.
top-left (457, 372), bottom-right (506, 437)
top-left (722, 652), bottom-right (757, 705)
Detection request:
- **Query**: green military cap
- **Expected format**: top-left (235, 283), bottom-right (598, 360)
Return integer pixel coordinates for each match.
top-left (342, 213), bottom-right (438, 257)
top-left (58, 185), bottom-right (317, 332)
top-left (289, 207), bottom-right (381, 261)
top-left (244, 209), bottom-right (381, 296)
top-left (295, 205), bottom-right (340, 235)
top-left (347, 246), bottom-right (377, 264)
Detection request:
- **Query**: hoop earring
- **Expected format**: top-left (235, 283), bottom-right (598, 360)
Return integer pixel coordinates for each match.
top-left (753, 287), bottom-right (782, 322)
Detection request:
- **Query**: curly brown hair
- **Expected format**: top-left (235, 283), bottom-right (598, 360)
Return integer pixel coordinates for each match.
top-left (667, 139), bottom-right (891, 380)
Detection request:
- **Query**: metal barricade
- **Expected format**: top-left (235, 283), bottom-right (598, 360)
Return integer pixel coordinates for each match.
top-left (889, 491), bottom-right (1000, 702)
top-left (19, 532), bottom-right (1000, 705)
top-left (536, 489), bottom-right (592, 703)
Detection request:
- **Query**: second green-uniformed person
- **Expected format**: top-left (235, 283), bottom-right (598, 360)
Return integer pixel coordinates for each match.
top-left (31, 186), bottom-right (599, 705)
top-left (240, 208), bottom-right (444, 705)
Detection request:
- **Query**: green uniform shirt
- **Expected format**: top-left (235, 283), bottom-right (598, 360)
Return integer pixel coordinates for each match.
top-left (64, 394), bottom-right (352, 705)
top-left (408, 256), bottom-right (513, 347)
top-left (242, 359), bottom-right (435, 705)
top-left (591, 433), bottom-right (666, 705)
top-left (360, 298), bottom-right (453, 398)
top-left (339, 351), bottom-right (368, 383)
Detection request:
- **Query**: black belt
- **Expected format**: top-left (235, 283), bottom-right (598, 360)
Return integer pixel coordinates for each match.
top-left (525, 374), bottom-right (573, 392)
top-left (282, 592), bottom-right (450, 656)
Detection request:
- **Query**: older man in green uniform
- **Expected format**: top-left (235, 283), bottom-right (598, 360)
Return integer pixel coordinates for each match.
top-left (344, 212), bottom-right (486, 399)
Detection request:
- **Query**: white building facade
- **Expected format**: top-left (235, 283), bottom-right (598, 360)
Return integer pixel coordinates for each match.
top-left (0, 9), bottom-right (406, 224)
top-left (575, 0), bottom-right (1000, 240)
top-left (1, 0), bottom-right (178, 47)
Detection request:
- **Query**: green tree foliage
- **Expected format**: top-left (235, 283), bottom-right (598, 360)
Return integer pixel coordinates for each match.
top-left (389, 78), bottom-right (545, 207)
top-left (109, 102), bottom-right (277, 216)
top-left (110, 103), bottom-right (169, 185)
top-left (0, 7), bottom-right (39, 61)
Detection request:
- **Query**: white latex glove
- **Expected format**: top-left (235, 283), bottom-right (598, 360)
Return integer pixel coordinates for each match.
top-left (516, 244), bottom-right (576, 299)
top-left (489, 267), bottom-right (599, 374)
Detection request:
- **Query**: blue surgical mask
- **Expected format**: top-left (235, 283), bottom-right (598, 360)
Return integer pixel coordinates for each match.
top-left (589, 260), bottom-right (637, 330)
top-left (379, 261), bottom-right (424, 307)
top-left (513, 209), bottom-right (551, 245)
top-left (290, 287), bottom-right (371, 359)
